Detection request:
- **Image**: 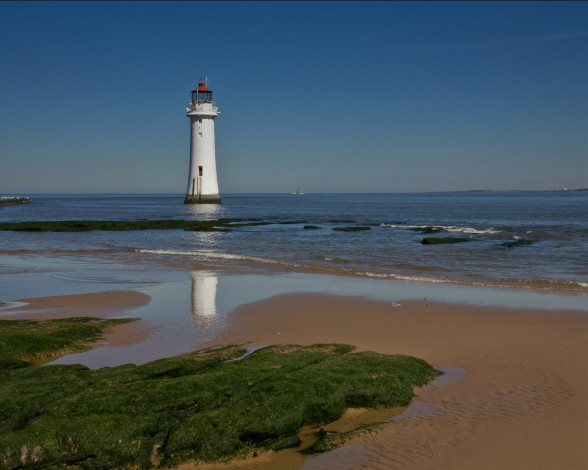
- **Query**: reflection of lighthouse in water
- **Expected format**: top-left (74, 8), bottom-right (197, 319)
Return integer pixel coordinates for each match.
top-left (190, 271), bottom-right (218, 327)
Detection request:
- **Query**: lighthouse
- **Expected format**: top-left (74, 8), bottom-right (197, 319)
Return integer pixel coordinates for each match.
top-left (184, 79), bottom-right (221, 204)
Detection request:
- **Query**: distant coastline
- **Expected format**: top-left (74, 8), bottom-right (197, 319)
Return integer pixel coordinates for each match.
top-left (1, 189), bottom-right (587, 198)
top-left (448, 188), bottom-right (588, 193)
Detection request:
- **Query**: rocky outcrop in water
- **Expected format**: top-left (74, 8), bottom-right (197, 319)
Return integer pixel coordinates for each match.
top-left (421, 237), bottom-right (472, 244)
top-left (500, 239), bottom-right (535, 248)
top-left (0, 197), bottom-right (30, 207)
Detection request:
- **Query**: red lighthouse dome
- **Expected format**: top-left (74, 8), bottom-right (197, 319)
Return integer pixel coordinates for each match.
top-left (191, 77), bottom-right (213, 104)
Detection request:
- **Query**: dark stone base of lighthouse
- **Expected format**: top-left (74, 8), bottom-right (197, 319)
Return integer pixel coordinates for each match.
top-left (184, 194), bottom-right (222, 204)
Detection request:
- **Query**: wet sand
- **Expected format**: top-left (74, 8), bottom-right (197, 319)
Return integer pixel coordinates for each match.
top-left (1, 289), bottom-right (586, 469)
top-left (1, 290), bottom-right (152, 347)
top-left (192, 293), bottom-right (588, 470)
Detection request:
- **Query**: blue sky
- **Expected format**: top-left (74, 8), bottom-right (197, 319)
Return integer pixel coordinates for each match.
top-left (0, 1), bottom-right (586, 194)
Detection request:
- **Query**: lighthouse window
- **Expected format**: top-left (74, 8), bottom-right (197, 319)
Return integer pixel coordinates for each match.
top-left (198, 166), bottom-right (203, 176)
top-left (198, 119), bottom-right (202, 124)
top-left (199, 132), bottom-right (203, 138)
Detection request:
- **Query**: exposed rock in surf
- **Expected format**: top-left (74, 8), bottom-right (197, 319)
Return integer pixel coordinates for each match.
top-left (0, 197), bottom-right (30, 207)
top-left (500, 239), bottom-right (535, 248)
top-left (332, 226), bottom-right (371, 232)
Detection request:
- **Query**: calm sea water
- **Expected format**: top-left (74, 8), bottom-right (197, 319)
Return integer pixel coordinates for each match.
top-left (1, 192), bottom-right (587, 294)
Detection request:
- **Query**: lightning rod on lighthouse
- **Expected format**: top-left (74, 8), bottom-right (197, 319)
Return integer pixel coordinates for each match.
top-left (184, 78), bottom-right (221, 204)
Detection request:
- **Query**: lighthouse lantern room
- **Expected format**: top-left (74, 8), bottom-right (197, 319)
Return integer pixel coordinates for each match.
top-left (184, 78), bottom-right (221, 204)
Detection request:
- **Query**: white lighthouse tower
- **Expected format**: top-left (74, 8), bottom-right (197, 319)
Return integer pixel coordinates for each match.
top-left (184, 78), bottom-right (221, 204)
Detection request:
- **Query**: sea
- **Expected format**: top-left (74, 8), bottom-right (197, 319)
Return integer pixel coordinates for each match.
top-left (1, 192), bottom-right (586, 366)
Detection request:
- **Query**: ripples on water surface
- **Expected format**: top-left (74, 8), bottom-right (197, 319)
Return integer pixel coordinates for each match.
top-left (2, 192), bottom-right (586, 367)
top-left (1, 192), bottom-right (587, 293)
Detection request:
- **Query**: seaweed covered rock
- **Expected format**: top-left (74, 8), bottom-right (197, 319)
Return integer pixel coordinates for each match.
top-left (0, 336), bottom-right (439, 468)
top-left (500, 239), bottom-right (534, 248)
top-left (332, 226), bottom-right (371, 232)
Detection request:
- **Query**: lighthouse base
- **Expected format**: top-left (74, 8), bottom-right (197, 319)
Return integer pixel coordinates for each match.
top-left (184, 194), bottom-right (222, 204)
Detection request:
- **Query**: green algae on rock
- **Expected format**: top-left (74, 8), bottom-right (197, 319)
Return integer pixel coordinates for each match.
top-left (0, 325), bottom-right (439, 469)
top-left (421, 237), bottom-right (472, 244)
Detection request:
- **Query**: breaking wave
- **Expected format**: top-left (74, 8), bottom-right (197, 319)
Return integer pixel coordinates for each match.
top-left (380, 223), bottom-right (500, 234)
top-left (359, 271), bottom-right (588, 291)
top-left (136, 248), bottom-right (299, 268)
top-left (136, 249), bottom-right (588, 292)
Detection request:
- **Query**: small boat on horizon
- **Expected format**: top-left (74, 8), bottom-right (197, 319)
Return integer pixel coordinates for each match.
top-left (295, 189), bottom-right (304, 195)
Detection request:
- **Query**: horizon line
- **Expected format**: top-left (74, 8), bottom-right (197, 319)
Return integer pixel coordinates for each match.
top-left (2, 189), bottom-right (586, 196)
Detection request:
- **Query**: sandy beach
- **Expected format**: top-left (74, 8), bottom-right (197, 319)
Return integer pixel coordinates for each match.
top-left (2, 289), bottom-right (587, 469)
top-left (196, 293), bottom-right (588, 470)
